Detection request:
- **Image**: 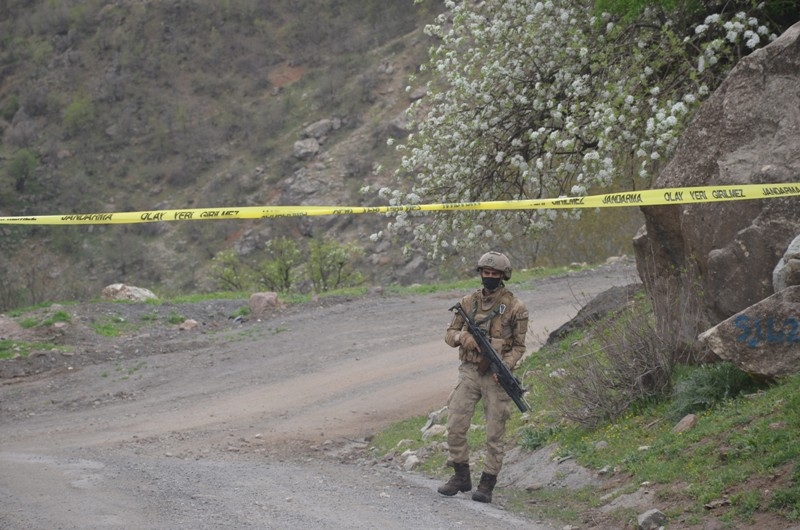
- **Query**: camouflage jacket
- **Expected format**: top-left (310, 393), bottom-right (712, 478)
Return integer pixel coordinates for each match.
top-left (444, 286), bottom-right (529, 370)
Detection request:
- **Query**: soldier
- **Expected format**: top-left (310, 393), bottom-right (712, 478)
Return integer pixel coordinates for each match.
top-left (438, 251), bottom-right (529, 503)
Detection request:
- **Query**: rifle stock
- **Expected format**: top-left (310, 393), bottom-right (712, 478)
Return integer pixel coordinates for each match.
top-left (450, 302), bottom-right (530, 413)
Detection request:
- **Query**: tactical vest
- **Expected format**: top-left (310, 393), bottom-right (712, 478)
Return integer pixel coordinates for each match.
top-left (461, 289), bottom-right (515, 362)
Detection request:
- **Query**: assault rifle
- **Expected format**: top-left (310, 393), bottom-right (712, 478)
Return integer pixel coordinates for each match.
top-left (450, 302), bottom-right (530, 413)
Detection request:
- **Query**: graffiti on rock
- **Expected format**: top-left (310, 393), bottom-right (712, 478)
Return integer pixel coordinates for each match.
top-left (734, 315), bottom-right (800, 348)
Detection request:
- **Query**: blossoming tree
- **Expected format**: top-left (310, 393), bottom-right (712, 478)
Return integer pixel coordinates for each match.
top-left (379, 0), bottom-right (783, 261)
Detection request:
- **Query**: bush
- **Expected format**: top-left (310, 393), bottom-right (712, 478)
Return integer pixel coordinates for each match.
top-left (209, 249), bottom-right (249, 291)
top-left (539, 293), bottom-right (673, 427)
top-left (307, 236), bottom-right (364, 293)
top-left (770, 464), bottom-right (800, 519)
top-left (251, 237), bottom-right (301, 292)
top-left (1, 93), bottom-right (19, 121)
top-left (667, 362), bottom-right (767, 421)
top-left (209, 237), bottom-right (364, 294)
top-left (8, 148), bottom-right (39, 192)
top-left (62, 90), bottom-right (95, 138)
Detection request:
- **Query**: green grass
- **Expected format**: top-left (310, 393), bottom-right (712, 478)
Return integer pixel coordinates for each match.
top-left (7, 301), bottom-right (78, 318)
top-left (92, 316), bottom-right (131, 337)
top-left (375, 364), bottom-right (800, 527)
top-left (168, 291), bottom-right (250, 303)
top-left (515, 371), bottom-right (800, 526)
top-left (0, 339), bottom-right (67, 359)
top-left (0, 307), bottom-right (73, 358)
top-left (166, 312), bottom-right (186, 325)
top-left (506, 317), bottom-right (800, 526)
top-left (16, 309), bottom-right (71, 329)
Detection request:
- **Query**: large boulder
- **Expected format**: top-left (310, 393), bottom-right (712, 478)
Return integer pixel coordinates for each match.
top-left (697, 286), bottom-right (800, 379)
top-left (773, 234), bottom-right (800, 292)
top-left (101, 283), bottom-right (157, 302)
top-left (249, 292), bottom-right (283, 317)
top-left (633, 22), bottom-right (800, 349)
top-left (547, 283), bottom-right (644, 344)
top-left (292, 137), bottom-right (319, 160)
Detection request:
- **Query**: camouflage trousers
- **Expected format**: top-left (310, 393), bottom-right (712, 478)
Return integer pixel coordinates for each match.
top-left (445, 361), bottom-right (513, 475)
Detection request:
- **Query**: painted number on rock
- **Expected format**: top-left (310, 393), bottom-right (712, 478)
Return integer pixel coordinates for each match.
top-left (734, 315), bottom-right (800, 348)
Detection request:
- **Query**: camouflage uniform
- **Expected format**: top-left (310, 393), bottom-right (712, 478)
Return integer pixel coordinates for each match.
top-left (444, 285), bottom-right (528, 475)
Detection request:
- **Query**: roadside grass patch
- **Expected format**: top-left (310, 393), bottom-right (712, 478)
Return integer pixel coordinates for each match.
top-left (512, 335), bottom-right (800, 527)
top-left (17, 309), bottom-right (71, 329)
top-left (166, 312), bottom-right (186, 325)
top-left (0, 339), bottom-right (68, 359)
top-left (368, 408), bottom-right (491, 478)
top-left (93, 316), bottom-right (133, 337)
top-left (169, 291), bottom-right (249, 303)
top-left (369, 415), bottom-right (428, 455)
top-left (139, 311), bottom-right (159, 322)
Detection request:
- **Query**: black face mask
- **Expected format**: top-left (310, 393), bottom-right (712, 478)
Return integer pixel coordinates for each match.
top-left (482, 276), bottom-right (502, 291)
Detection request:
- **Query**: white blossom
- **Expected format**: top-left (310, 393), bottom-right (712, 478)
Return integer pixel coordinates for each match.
top-left (378, 0), bottom-right (778, 255)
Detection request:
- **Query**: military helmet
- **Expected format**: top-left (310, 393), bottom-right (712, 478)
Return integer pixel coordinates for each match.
top-left (476, 251), bottom-right (512, 280)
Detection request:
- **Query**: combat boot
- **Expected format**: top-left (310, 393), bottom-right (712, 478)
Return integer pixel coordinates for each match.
top-left (471, 472), bottom-right (497, 503)
top-left (437, 462), bottom-right (471, 496)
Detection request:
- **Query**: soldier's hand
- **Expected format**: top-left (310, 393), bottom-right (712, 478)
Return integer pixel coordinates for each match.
top-left (460, 332), bottom-right (478, 352)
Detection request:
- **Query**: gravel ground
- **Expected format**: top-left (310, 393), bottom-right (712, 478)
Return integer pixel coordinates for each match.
top-left (0, 261), bottom-right (639, 529)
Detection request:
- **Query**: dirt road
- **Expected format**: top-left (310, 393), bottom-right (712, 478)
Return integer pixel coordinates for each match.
top-left (0, 262), bottom-right (637, 529)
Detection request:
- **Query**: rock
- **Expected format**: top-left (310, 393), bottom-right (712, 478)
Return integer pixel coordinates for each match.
top-left (395, 439), bottom-right (414, 449)
top-left (421, 424), bottom-right (446, 440)
top-left (547, 283), bottom-right (643, 343)
top-left (774, 234), bottom-right (800, 292)
top-left (600, 486), bottom-right (653, 513)
top-left (401, 255), bottom-right (426, 276)
top-left (499, 443), bottom-right (601, 491)
top-left (292, 137), bottom-right (319, 159)
top-left (637, 508), bottom-right (667, 530)
top-left (697, 286), bottom-right (800, 378)
top-left (249, 292), bottom-right (282, 317)
top-left (632, 21), bottom-right (800, 346)
top-left (366, 285), bottom-right (385, 296)
top-left (420, 406), bottom-right (448, 432)
top-left (281, 166), bottom-right (341, 205)
top-left (403, 454), bottom-right (420, 471)
top-left (0, 314), bottom-right (27, 340)
top-left (52, 321), bottom-right (69, 334)
top-left (177, 319), bottom-right (198, 331)
top-left (387, 111), bottom-right (411, 138)
top-left (672, 414), bottom-right (698, 433)
top-left (408, 87), bottom-right (427, 101)
top-left (302, 118), bottom-right (334, 139)
top-left (101, 284), bottom-right (158, 302)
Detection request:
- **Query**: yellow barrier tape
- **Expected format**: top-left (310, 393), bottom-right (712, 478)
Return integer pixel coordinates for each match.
top-left (0, 183), bottom-right (798, 225)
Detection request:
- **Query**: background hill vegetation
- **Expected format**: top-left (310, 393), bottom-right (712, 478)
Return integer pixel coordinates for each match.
top-left (1, 0), bottom-right (798, 314)
top-left (0, 0), bottom-right (445, 309)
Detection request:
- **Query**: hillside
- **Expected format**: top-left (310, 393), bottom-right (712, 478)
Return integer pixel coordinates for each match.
top-left (0, 1), bottom-right (642, 311)
top-left (0, 1), bottom-right (434, 304)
